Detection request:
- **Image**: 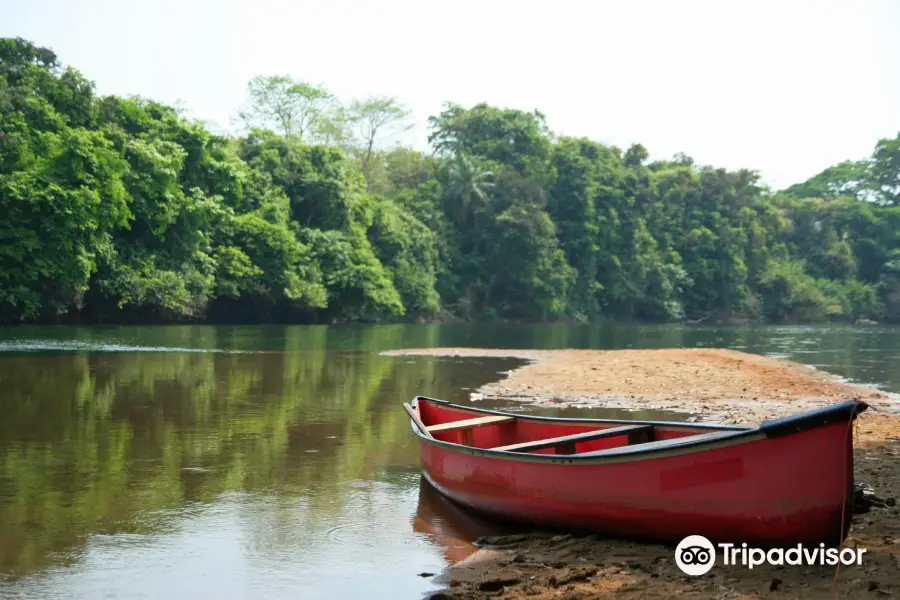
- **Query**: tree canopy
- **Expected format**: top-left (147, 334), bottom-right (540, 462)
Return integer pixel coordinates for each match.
top-left (2, 37), bottom-right (900, 325)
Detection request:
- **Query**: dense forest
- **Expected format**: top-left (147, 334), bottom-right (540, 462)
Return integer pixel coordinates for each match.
top-left (2, 37), bottom-right (900, 325)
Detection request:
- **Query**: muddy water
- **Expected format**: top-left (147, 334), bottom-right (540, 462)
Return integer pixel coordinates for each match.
top-left (0, 323), bottom-right (899, 599)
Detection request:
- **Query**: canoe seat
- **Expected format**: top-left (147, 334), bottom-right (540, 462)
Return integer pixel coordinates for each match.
top-left (491, 424), bottom-right (653, 453)
top-left (574, 430), bottom-right (740, 457)
top-left (426, 415), bottom-right (516, 434)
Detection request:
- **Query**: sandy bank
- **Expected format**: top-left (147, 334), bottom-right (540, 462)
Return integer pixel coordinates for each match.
top-left (386, 347), bottom-right (899, 444)
top-left (386, 347), bottom-right (900, 599)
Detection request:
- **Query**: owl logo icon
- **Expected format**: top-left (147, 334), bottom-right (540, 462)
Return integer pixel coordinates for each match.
top-left (675, 535), bottom-right (716, 575)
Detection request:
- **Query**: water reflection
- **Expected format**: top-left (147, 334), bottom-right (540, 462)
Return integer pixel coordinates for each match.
top-left (0, 323), bottom-right (898, 599)
top-left (412, 477), bottom-right (516, 564)
top-left (0, 343), bottom-right (520, 599)
top-left (3, 322), bottom-right (898, 389)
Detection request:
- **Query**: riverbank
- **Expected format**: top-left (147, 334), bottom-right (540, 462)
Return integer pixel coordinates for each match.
top-left (386, 347), bottom-right (900, 599)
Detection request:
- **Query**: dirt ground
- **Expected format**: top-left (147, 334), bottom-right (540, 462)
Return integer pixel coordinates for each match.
top-left (386, 347), bottom-right (900, 600)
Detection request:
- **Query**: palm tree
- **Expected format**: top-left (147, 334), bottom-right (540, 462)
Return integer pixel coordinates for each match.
top-left (445, 147), bottom-right (494, 227)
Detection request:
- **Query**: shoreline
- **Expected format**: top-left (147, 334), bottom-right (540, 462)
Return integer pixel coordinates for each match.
top-left (387, 347), bottom-right (900, 599)
top-left (386, 347), bottom-right (900, 441)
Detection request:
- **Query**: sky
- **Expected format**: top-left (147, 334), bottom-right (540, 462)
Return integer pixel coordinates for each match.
top-left (3, 0), bottom-right (899, 190)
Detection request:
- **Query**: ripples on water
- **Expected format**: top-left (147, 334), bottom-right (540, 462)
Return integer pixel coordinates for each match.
top-left (1, 324), bottom-right (899, 599)
top-left (0, 340), bottom-right (246, 353)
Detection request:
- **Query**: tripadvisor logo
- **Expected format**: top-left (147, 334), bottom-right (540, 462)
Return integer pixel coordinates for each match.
top-left (675, 535), bottom-right (867, 576)
top-left (676, 535), bottom-right (717, 575)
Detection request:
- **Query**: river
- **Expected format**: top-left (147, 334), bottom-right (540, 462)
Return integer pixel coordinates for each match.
top-left (1, 324), bottom-right (899, 599)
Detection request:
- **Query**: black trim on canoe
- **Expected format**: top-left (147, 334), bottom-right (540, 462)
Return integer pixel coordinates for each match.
top-left (758, 400), bottom-right (868, 438)
top-left (408, 396), bottom-right (868, 462)
top-left (412, 396), bottom-right (750, 431)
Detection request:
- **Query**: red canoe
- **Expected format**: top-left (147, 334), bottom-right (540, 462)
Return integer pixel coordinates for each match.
top-left (403, 397), bottom-right (867, 547)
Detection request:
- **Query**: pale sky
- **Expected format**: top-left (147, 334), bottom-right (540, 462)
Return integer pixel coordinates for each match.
top-left (3, 0), bottom-right (899, 190)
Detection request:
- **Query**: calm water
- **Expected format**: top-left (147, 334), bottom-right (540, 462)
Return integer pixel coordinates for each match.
top-left (1, 323), bottom-right (899, 599)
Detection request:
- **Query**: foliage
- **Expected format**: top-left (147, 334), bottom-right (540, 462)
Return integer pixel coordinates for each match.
top-left (3, 37), bottom-right (900, 324)
top-left (237, 75), bottom-right (333, 140)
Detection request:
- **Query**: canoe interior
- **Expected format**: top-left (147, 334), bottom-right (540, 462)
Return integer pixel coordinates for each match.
top-left (414, 396), bottom-right (749, 456)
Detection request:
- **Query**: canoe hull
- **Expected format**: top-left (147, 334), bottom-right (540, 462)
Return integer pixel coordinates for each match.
top-left (417, 418), bottom-right (856, 547)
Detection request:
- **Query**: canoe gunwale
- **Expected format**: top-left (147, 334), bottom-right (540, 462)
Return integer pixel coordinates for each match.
top-left (407, 396), bottom-right (868, 465)
top-left (413, 396), bottom-right (750, 431)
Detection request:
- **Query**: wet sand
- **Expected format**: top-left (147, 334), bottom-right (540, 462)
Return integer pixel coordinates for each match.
top-left (386, 348), bottom-right (900, 599)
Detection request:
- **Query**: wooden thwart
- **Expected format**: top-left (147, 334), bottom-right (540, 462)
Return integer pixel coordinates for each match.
top-left (491, 424), bottom-right (653, 453)
top-left (426, 414), bottom-right (516, 434)
top-left (574, 430), bottom-right (739, 457)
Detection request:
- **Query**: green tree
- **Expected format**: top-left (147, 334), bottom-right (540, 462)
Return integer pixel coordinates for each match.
top-left (870, 134), bottom-right (900, 205)
top-left (238, 75), bottom-right (333, 139)
top-left (4, 37), bottom-right (900, 326)
top-left (343, 96), bottom-right (412, 190)
top-left (443, 148), bottom-right (495, 227)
